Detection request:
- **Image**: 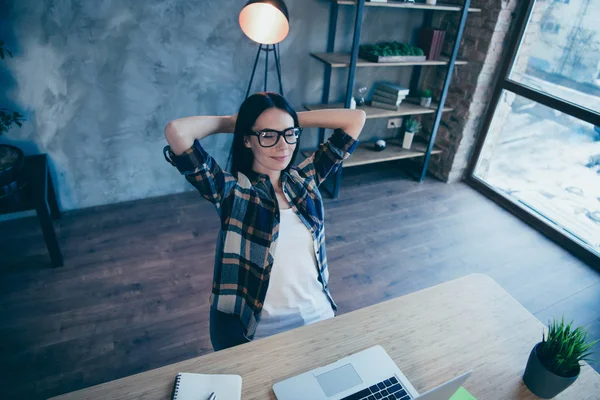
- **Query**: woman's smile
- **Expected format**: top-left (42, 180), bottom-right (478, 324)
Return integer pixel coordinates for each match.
top-left (271, 155), bottom-right (290, 163)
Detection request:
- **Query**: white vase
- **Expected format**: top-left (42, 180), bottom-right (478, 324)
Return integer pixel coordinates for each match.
top-left (420, 97), bottom-right (432, 108)
top-left (402, 131), bottom-right (415, 150)
top-left (426, 0), bottom-right (437, 5)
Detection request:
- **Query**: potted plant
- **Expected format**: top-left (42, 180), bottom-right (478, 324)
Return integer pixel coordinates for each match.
top-left (523, 317), bottom-right (598, 398)
top-left (420, 89), bottom-right (432, 108)
top-left (0, 39), bottom-right (26, 196)
top-left (402, 118), bottom-right (421, 150)
top-left (358, 41), bottom-right (425, 63)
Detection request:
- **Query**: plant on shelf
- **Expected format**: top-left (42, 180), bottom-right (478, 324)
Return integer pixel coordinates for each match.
top-left (405, 117), bottom-right (422, 134)
top-left (523, 316), bottom-right (599, 398)
top-left (402, 118), bottom-right (421, 150)
top-left (420, 89), bottom-right (432, 108)
top-left (359, 41), bottom-right (424, 56)
top-left (359, 41), bottom-right (425, 62)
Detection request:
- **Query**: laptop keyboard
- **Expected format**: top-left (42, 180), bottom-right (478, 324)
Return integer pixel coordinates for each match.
top-left (340, 376), bottom-right (412, 400)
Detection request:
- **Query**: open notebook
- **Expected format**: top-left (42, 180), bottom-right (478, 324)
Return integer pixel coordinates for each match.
top-left (172, 372), bottom-right (242, 400)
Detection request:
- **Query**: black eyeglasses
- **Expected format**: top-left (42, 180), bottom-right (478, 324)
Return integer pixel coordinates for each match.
top-left (249, 127), bottom-right (303, 148)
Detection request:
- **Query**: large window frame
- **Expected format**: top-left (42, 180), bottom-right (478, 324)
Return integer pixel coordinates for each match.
top-left (466, 0), bottom-right (600, 265)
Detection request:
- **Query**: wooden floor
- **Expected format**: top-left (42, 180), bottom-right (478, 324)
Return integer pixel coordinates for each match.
top-left (1, 161), bottom-right (599, 400)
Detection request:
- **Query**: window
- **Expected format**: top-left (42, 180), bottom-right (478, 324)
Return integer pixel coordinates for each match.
top-left (470, 0), bottom-right (600, 259)
top-left (510, 1), bottom-right (600, 112)
top-left (474, 92), bottom-right (600, 254)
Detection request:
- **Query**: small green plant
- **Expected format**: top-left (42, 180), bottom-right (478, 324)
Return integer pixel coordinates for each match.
top-left (537, 317), bottom-right (599, 377)
top-left (421, 89), bottom-right (432, 98)
top-left (405, 118), bottom-right (422, 133)
top-left (359, 41), bottom-right (424, 57)
top-left (0, 40), bottom-right (25, 135)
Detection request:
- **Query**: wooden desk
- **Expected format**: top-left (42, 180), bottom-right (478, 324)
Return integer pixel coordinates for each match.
top-left (51, 274), bottom-right (600, 399)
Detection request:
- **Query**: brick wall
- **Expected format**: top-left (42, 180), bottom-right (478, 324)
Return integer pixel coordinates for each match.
top-left (420, 0), bottom-right (520, 182)
top-left (475, 2), bottom-right (544, 180)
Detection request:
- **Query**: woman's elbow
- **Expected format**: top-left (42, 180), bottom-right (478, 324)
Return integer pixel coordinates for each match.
top-left (164, 120), bottom-right (180, 141)
top-left (356, 109), bottom-right (366, 126)
top-left (164, 120), bottom-right (189, 155)
top-left (348, 110), bottom-right (366, 138)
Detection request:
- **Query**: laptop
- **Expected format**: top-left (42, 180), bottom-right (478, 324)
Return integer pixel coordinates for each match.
top-left (273, 345), bottom-right (472, 400)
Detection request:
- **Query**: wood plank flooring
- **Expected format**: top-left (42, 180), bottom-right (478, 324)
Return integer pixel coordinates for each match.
top-left (0, 161), bottom-right (599, 399)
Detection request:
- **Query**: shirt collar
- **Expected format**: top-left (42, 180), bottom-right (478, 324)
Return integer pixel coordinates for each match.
top-left (246, 169), bottom-right (290, 186)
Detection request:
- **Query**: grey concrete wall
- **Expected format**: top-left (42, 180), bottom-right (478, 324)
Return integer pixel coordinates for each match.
top-left (1, 0), bottom-right (425, 212)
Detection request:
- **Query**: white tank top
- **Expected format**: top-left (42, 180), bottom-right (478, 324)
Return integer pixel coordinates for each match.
top-left (253, 207), bottom-right (334, 339)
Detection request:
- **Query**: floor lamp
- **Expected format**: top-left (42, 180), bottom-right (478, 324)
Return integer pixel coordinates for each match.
top-left (239, 0), bottom-right (290, 98)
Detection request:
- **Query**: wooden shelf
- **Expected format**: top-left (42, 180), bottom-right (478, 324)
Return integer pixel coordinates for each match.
top-left (310, 52), bottom-right (468, 68)
top-left (304, 0), bottom-right (474, 196)
top-left (335, 0), bottom-right (481, 12)
top-left (304, 100), bottom-right (452, 119)
top-left (302, 137), bottom-right (442, 168)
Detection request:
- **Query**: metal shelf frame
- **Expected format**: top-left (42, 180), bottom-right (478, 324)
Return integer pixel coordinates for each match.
top-left (312, 0), bottom-right (473, 198)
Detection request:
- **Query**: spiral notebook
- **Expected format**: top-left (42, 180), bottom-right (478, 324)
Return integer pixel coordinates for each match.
top-left (171, 372), bottom-right (242, 400)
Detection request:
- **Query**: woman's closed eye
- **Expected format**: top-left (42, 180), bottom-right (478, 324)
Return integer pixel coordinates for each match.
top-left (258, 127), bottom-right (295, 136)
top-left (260, 131), bottom-right (278, 139)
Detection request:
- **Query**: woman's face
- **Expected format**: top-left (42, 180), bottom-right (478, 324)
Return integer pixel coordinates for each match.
top-left (244, 107), bottom-right (297, 173)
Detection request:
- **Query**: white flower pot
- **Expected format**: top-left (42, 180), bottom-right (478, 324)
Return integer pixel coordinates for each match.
top-left (402, 131), bottom-right (415, 150)
top-left (426, 0), bottom-right (437, 5)
top-left (420, 97), bottom-right (432, 108)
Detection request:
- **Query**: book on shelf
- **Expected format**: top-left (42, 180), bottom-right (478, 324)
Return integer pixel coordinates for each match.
top-left (419, 29), bottom-right (446, 61)
top-left (419, 29), bottom-right (437, 61)
top-left (433, 30), bottom-right (445, 60)
top-left (372, 94), bottom-right (404, 106)
top-left (370, 101), bottom-right (401, 111)
top-left (373, 89), bottom-right (406, 101)
top-left (375, 82), bottom-right (410, 96)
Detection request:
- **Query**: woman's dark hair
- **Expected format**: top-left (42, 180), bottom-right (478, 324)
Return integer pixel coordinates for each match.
top-left (229, 92), bottom-right (301, 178)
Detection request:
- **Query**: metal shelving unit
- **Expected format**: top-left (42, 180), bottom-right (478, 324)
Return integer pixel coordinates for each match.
top-left (307, 0), bottom-right (478, 198)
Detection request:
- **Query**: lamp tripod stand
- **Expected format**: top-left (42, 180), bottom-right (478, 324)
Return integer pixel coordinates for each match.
top-left (245, 43), bottom-right (284, 98)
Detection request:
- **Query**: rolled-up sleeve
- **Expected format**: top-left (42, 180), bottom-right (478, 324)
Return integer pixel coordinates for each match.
top-left (296, 128), bottom-right (358, 187)
top-left (164, 139), bottom-right (237, 217)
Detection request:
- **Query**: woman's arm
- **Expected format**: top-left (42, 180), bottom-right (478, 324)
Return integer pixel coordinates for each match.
top-left (297, 109), bottom-right (366, 139)
top-left (163, 114), bottom-right (239, 218)
top-left (295, 109), bottom-right (365, 187)
top-left (164, 114), bottom-right (237, 155)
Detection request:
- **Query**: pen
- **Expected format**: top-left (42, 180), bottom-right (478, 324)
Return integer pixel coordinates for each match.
top-left (207, 392), bottom-right (216, 400)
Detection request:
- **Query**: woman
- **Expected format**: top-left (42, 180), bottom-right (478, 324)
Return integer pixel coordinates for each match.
top-left (164, 92), bottom-right (365, 350)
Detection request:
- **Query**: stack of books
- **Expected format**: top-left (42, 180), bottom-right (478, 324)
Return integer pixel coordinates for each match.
top-left (370, 82), bottom-right (410, 111)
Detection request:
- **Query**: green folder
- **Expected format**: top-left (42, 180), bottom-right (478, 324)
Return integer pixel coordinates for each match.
top-left (449, 387), bottom-right (477, 400)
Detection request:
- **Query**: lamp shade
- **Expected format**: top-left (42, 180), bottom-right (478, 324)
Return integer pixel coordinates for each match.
top-left (239, 0), bottom-right (290, 45)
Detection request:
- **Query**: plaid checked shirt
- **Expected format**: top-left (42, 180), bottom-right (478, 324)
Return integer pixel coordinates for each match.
top-left (164, 128), bottom-right (358, 339)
